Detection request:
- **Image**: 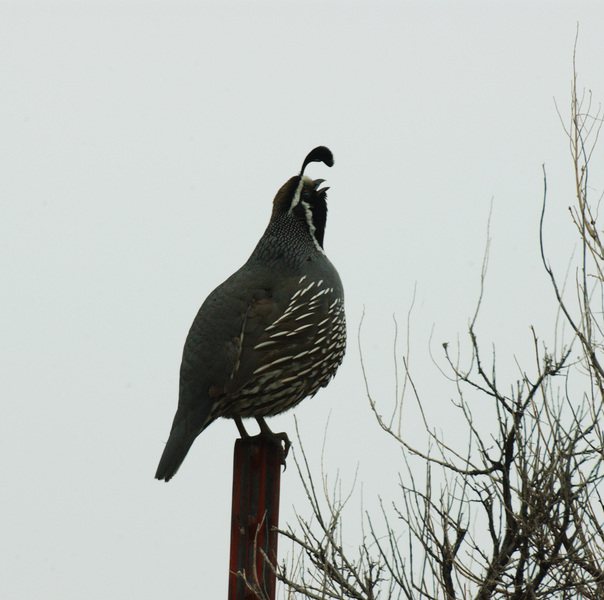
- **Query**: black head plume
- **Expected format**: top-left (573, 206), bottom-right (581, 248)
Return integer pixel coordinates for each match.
top-left (300, 146), bottom-right (334, 176)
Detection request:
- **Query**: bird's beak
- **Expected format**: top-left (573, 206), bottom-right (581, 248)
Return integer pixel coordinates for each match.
top-left (313, 178), bottom-right (329, 194)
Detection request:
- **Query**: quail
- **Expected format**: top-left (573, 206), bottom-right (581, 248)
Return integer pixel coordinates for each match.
top-left (155, 146), bottom-right (346, 481)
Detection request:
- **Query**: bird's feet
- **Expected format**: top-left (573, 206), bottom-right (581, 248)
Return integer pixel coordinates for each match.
top-left (234, 417), bottom-right (251, 439)
top-left (234, 417), bottom-right (290, 465)
top-left (256, 417), bottom-right (291, 465)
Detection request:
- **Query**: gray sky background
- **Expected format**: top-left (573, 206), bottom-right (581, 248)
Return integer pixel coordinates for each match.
top-left (2, 2), bottom-right (603, 598)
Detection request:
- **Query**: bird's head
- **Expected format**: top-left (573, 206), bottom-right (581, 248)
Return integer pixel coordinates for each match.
top-left (271, 146), bottom-right (334, 251)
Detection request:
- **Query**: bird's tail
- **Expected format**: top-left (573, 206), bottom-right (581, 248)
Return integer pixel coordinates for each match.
top-left (155, 410), bottom-right (209, 481)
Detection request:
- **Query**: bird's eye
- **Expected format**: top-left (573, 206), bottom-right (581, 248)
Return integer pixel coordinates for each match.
top-left (301, 190), bottom-right (311, 201)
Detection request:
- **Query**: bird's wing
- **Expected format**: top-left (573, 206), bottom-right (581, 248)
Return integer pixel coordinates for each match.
top-left (222, 274), bottom-right (338, 396)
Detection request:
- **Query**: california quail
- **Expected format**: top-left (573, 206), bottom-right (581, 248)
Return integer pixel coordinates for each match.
top-left (155, 146), bottom-right (346, 481)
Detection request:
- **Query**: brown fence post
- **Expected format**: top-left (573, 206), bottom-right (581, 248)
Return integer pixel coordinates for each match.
top-left (227, 436), bottom-right (282, 599)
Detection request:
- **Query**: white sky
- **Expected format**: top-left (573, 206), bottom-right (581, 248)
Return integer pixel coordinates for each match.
top-left (2, 2), bottom-right (603, 598)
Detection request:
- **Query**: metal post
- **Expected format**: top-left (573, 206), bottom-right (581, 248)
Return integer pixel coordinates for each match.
top-left (228, 436), bottom-right (282, 599)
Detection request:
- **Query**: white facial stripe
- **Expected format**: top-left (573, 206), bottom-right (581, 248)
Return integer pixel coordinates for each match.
top-left (288, 175), bottom-right (325, 254)
top-left (288, 177), bottom-right (306, 213)
top-left (288, 175), bottom-right (314, 213)
top-left (302, 200), bottom-right (325, 254)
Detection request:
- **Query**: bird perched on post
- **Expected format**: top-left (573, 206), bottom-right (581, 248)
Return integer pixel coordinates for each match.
top-left (155, 146), bottom-right (346, 481)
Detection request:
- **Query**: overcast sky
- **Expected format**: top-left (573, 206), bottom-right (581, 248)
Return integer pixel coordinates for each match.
top-left (2, 2), bottom-right (604, 598)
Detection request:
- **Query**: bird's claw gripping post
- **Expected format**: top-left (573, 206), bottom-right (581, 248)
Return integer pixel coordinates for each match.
top-left (256, 417), bottom-right (290, 467)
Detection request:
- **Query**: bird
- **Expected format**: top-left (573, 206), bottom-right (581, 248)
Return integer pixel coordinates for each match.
top-left (155, 146), bottom-right (346, 481)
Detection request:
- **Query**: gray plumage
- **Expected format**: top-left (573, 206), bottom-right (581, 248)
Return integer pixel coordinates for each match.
top-left (155, 147), bottom-right (345, 481)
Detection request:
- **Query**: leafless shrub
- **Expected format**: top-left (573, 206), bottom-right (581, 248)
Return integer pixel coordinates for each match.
top-left (276, 45), bottom-right (604, 600)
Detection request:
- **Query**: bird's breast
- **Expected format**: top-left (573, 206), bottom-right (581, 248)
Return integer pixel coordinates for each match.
top-left (212, 274), bottom-right (346, 419)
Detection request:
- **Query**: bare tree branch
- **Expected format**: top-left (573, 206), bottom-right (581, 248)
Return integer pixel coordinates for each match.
top-left (276, 43), bottom-right (604, 600)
